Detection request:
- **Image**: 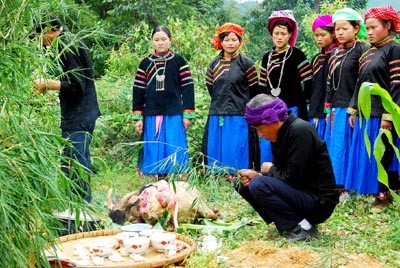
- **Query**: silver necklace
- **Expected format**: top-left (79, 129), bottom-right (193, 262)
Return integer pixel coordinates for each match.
top-left (331, 42), bottom-right (357, 91)
top-left (267, 47), bottom-right (290, 96)
top-left (154, 59), bottom-right (167, 91)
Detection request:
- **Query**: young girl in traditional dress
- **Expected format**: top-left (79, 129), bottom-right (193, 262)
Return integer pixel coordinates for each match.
top-left (259, 10), bottom-right (313, 164)
top-left (308, 14), bottom-right (337, 140)
top-left (203, 23), bottom-right (261, 175)
top-left (325, 8), bottom-right (368, 193)
top-left (346, 6), bottom-right (400, 206)
top-left (132, 25), bottom-right (195, 178)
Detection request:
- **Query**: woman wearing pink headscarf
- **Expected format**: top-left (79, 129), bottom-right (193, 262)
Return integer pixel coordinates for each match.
top-left (259, 10), bottom-right (313, 165)
top-left (345, 5), bottom-right (400, 207)
top-left (308, 14), bottom-right (337, 140)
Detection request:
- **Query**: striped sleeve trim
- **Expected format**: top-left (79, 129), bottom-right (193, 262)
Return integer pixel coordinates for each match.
top-left (133, 68), bottom-right (148, 89)
top-left (298, 60), bottom-right (313, 81)
top-left (246, 65), bottom-right (259, 87)
top-left (259, 82), bottom-right (268, 87)
top-left (390, 59), bottom-right (400, 65)
top-left (181, 81), bottom-right (194, 87)
top-left (179, 64), bottom-right (194, 86)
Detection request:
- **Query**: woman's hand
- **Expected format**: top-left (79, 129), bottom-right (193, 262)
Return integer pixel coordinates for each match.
top-left (349, 115), bottom-right (356, 128)
top-left (237, 169), bottom-right (261, 187)
top-left (183, 118), bottom-right (191, 130)
top-left (381, 120), bottom-right (393, 131)
top-left (134, 120), bottom-right (143, 134)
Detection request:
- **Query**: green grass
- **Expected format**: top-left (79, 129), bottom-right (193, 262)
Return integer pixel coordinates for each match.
top-left (89, 163), bottom-right (400, 267)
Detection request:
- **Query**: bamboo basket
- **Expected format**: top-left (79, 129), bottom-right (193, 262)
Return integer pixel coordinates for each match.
top-left (48, 229), bottom-right (196, 268)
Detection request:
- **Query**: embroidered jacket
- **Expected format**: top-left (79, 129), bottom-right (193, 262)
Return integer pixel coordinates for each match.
top-left (260, 46), bottom-right (313, 120)
top-left (349, 37), bottom-right (400, 118)
top-left (205, 51), bottom-right (260, 115)
top-left (326, 41), bottom-right (369, 108)
top-left (308, 45), bottom-right (337, 117)
top-left (132, 50), bottom-right (195, 118)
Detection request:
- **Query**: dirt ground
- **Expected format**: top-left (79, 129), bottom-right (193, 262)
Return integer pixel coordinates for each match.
top-left (222, 240), bottom-right (386, 268)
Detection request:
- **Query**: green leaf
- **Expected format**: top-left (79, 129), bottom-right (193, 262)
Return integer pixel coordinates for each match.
top-left (358, 82), bottom-right (372, 121)
top-left (373, 130), bottom-right (390, 187)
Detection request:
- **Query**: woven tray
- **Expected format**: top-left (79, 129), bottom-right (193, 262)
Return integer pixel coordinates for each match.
top-left (49, 229), bottom-right (196, 268)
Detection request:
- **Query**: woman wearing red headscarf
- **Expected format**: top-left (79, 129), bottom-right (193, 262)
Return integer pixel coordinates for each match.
top-left (203, 22), bottom-right (262, 175)
top-left (345, 5), bottom-right (400, 207)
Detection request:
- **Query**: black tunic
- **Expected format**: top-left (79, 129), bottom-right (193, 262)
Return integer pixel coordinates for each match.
top-left (308, 46), bottom-right (336, 117)
top-left (349, 38), bottom-right (400, 116)
top-left (260, 46), bottom-right (313, 120)
top-left (57, 33), bottom-right (101, 130)
top-left (326, 41), bottom-right (369, 108)
top-left (266, 113), bottom-right (339, 206)
top-left (205, 51), bottom-right (261, 115)
top-left (132, 50), bottom-right (194, 116)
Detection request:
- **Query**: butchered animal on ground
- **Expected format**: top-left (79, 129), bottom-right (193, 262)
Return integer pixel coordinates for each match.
top-left (107, 180), bottom-right (218, 229)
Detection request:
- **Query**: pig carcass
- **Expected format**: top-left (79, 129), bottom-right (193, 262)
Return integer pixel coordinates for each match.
top-left (107, 180), bottom-right (218, 229)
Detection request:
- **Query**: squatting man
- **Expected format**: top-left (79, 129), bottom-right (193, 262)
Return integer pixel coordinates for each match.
top-left (234, 94), bottom-right (339, 242)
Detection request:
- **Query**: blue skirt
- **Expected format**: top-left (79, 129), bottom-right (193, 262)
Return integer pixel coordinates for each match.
top-left (327, 108), bottom-right (353, 187)
top-left (260, 106), bottom-right (298, 165)
top-left (308, 116), bottom-right (327, 140)
top-left (345, 117), bottom-right (380, 194)
top-left (324, 112), bottom-right (333, 149)
top-left (140, 115), bottom-right (189, 175)
top-left (206, 115), bottom-right (249, 174)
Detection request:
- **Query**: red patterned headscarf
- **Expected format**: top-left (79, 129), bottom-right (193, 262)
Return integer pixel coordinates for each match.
top-left (268, 10), bottom-right (298, 46)
top-left (213, 22), bottom-right (244, 50)
top-left (364, 5), bottom-right (400, 33)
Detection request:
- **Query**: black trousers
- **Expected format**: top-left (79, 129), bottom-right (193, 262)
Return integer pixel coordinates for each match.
top-left (234, 176), bottom-right (335, 233)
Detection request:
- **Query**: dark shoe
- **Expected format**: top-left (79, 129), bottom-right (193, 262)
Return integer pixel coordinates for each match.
top-left (371, 192), bottom-right (393, 210)
top-left (371, 198), bottom-right (392, 210)
top-left (284, 225), bottom-right (318, 242)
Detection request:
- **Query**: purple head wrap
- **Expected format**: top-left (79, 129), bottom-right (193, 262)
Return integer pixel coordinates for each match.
top-left (244, 97), bottom-right (288, 125)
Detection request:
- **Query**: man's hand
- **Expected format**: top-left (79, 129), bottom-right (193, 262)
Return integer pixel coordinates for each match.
top-left (33, 78), bottom-right (61, 93)
top-left (237, 169), bottom-right (261, 187)
top-left (33, 78), bottom-right (48, 93)
top-left (261, 162), bottom-right (273, 173)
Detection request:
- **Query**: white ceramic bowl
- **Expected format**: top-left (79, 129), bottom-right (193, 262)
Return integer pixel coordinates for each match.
top-left (123, 236), bottom-right (150, 255)
top-left (150, 232), bottom-right (176, 252)
top-left (88, 238), bottom-right (115, 257)
top-left (139, 228), bottom-right (163, 238)
top-left (115, 232), bottom-right (138, 247)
